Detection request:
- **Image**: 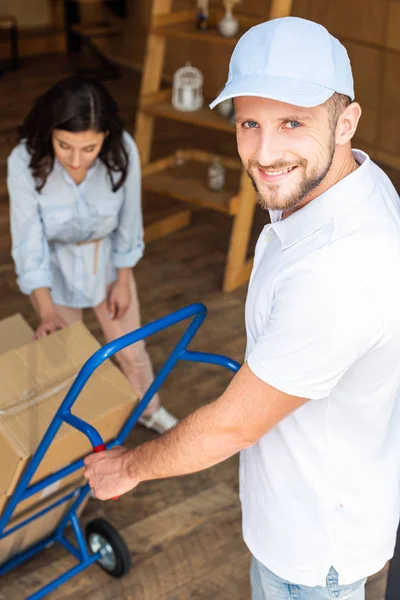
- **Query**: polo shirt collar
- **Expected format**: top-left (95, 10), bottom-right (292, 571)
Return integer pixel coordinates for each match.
top-left (270, 150), bottom-right (375, 250)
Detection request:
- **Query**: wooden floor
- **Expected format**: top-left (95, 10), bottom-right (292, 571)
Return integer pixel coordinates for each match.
top-left (0, 54), bottom-right (395, 599)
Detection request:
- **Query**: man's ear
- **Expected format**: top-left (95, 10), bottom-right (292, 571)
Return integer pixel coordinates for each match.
top-left (336, 102), bottom-right (362, 146)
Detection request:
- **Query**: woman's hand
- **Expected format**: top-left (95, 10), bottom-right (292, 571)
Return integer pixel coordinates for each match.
top-left (34, 311), bottom-right (67, 340)
top-left (107, 280), bottom-right (131, 320)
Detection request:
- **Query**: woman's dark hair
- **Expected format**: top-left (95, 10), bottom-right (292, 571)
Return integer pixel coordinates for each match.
top-left (17, 75), bottom-right (129, 192)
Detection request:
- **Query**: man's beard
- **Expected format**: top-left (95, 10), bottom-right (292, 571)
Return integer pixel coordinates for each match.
top-left (246, 134), bottom-right (336, 212)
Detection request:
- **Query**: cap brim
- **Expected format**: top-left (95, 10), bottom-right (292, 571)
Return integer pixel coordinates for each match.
top-left (209, 74), bottom-right (334, 109)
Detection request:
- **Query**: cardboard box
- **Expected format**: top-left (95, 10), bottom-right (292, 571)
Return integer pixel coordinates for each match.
top-left (0, 315), bottom-right (139, 513)
top-left (0, 469), bottom-right (86, 518)
top-left (0, 483), bottom-right (83, 565)
top-left (0, 316), bottom-right (85, 519)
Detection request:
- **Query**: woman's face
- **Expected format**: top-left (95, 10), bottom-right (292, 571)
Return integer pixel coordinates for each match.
top-left (52, 129), bottom-right (106, 177)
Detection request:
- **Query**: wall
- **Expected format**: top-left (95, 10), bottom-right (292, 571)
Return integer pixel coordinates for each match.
top-left (0, 0), bottom-right (64, 59)
top-left (291, 0), bottom-right (399, 169)
top-left (4, 0), bottom-right (397, 168)
top-left (0, 0), bottom-right (51, 28)
top-left (94, 0), bottom-right (400, 168)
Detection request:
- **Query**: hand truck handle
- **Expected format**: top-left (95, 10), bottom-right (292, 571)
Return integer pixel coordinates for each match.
top-left (93, 444), bottom-right (106, 452)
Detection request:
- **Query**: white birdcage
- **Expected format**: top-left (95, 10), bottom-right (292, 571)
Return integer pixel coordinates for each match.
top-left (172, 63), bottom-right (204, 112)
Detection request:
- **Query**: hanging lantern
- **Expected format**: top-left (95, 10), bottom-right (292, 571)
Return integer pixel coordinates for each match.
top-left (172, 63), bottom-right (204, 112)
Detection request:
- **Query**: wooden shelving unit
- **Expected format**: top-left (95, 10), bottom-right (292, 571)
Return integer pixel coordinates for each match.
top-left (142, 149), bottom-right (242, 216)
top-left (140, 89), bottom-right (235, 133)
top-left (135, 1), bottom-right (293, 292)
top-left (152, 10), bottom-right (260, 46)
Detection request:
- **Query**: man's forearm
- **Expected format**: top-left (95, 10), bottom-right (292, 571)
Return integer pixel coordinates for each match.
top-left (127, 400), bottom-right (246, 485)
top-left (84, 364), bottom-right (307, 500)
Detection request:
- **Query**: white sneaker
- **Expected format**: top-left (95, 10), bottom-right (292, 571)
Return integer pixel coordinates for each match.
top-left (138, 406), bottom-right (178, 434)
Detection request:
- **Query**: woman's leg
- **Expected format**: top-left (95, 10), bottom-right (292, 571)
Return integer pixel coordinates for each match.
top-left (93, 271), bottom-right (165, 417)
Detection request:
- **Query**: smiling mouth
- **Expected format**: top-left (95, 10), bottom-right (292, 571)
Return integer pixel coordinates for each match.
top-left (257, 165), bottom-right (298, 183)
top-left (262, 166), bottom-right (297, 176)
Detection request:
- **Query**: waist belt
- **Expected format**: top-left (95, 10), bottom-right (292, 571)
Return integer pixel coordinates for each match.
top-left (76, 238), bottom-right (103, 274)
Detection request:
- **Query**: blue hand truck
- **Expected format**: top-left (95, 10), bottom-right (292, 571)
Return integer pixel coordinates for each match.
top-left (0, 303), bottom-right (240, 599)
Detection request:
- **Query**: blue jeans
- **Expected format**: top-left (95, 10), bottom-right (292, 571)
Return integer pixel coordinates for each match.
top-left (250, 557), bottom-right (367, 600)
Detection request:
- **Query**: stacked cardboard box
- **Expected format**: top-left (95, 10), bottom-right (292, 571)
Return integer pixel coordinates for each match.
top-left (0, 314), bottom-right (139, 563)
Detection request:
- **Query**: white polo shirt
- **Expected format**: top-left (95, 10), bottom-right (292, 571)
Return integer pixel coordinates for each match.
top-left (241, 150), bottom-right (400, 586)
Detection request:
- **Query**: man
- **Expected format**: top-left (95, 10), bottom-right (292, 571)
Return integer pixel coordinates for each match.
top-left (84, 17), bottom-right (400, 600)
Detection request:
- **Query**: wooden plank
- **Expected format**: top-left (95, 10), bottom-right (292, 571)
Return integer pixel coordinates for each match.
top-left (159, 549), bottom-right (251, 600)
top-left (120, 507), bottom-right (245, 600)
top-left (121, 482), bottom-right (238, 554)
top-left (140, 89), bottom-right (235, 134)
top-left (153, 10), bottom-right (195, 28)
top-left (154, 22), bottom-right (248, 47)
top-left (71, 22), bottom-right (119, 38)
top-left (188, 149), bottom-right (242, 171)
top-left (141, 154), bottom-right (173, 177)
top-left (145, 209), bottom-right (191, 243)
top-left (143, 191), bottom-right (191, 242)
top-left (142, 157), bottom-right (241, 215)
top-left (152, 10), bottom-right (260, 46)
top-left (141, 149), bottom-right (241, 175)
top-left (55, 516), bottom-right (246, 600)
top-left (140, 88), bottom-right (171, 108)
top-left (3, 484), bottom-right (242, 600)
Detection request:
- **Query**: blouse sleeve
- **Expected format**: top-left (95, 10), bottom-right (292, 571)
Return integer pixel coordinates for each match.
top-left (111, 132), bottom-right (145, 269)
top-left (7, 145), bottom-right (52, 295)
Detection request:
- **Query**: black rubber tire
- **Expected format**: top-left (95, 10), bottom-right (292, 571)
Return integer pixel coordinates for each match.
top-left (86, 518), bottom-right (132, 578)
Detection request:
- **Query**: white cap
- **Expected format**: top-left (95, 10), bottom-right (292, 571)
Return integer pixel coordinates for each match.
top-left (210, 17), bottom-right (354, 109)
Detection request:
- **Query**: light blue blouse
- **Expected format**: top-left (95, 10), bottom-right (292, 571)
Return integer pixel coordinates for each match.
top-left (8, 131), bottom-right (144, 308)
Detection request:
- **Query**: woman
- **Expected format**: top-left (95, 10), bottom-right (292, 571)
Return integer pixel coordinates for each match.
top-left (7, 75), bottom-right (177, 434)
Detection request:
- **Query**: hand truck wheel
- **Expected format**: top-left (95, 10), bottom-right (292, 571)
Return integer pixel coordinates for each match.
top-left (86, 518), bottom-right (131, 577)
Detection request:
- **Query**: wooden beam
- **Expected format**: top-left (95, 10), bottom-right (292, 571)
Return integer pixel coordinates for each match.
top-left (223, 171), bottom-right (257, 292)
top-left (229, 259), bottom-right (254, 291)
top-left (153, 10), bottom-right (194, 28)
top-left (152, 0), bottom-right (173, 18)
top-left (134, 34), bottom-right (169, 164)
top-left (269, 0), bottom-right (294, 19)
top-left (145, 210), bottom-right (191, 244)
top-left (48, 0), bottom-right (65, 29)
top-left (142, 156), bottom-right (173, 178)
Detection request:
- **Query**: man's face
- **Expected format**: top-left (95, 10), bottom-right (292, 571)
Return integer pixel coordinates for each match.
top-left (234, 96), bottom-right (337, 212)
